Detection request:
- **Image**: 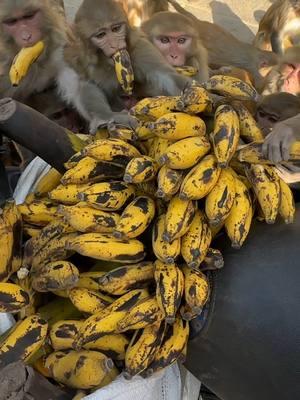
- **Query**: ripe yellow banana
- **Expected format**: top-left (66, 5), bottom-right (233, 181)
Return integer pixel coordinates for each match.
top-left (66, 233), bottom-right (145, 264)
top-left (156, 166), bottom-right (183, 199)
top-left (176, 85), bottom-right (212, 114)
top-left (149, 112), bottom-right (206, 141)
top-left (69, 287), bottom-right (112, 314)
top-left (23, 224), bottom-right (41, 238)
top-left (50, 320), bottom-right (84, 351)
top-left (152, 214), bottom-right (181, 264)
top-left (130, 96), bottom-right (180, 121)
top-left (175, 65), bottom-right (198, 77)
top-left (134, 121), bottom-right (155, 140)
top-left (64, 151), bottom-right (86, 170)
top-left (164, 196), bottom-right (196, 242)
top-left (203, 75), bottom-right (258, 100)
top-left (0, 282), bottom-right (30, 313)
top-left (114, 196), bottom-right (156, 239)
top-left (181, 209), bottom-right (212, 269)
top-left (159, 136), bottom-right (211, 170)
top-left (183, 266), bottom-right (210, 313)
top-left (0, 314), bottom-right (48, 368)
top-left (180, 154), bottom-right (221, 200)
top-left (84, 333), bottom-right (129, 361)
top-left (148, 137), bottom-right (173, 161)
top-left (18, 199), bottom-right (57, 226)
top-left (205, 168), bottom-right (236, 225)
top-left (200, 248), bottom-right (224, 271)
top-left (123, 156), bottom-right (158, 184)
top-left (78, 181), bottom-right (135, 211)
top-left (235, 103), bottom-right (264, 143)
top-left (49, 183), bottom-right (93, 204)
top-left (154, 260), bottom-right (184, 324)
top-left (9, 41), bottom-right (45, 86)
top-left (34, 168), bottom-right (62, 197)
top-left (76, 271), bottom-right (107, 291)
top-left (279, 178), bottom-right (296, 224)
top-left (112, 49), bottom-right (134, 95)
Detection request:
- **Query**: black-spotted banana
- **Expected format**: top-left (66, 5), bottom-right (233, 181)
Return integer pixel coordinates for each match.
top-left (246, 165), bottom-right (280, 224)
top-left (180, 154), bottom-right (221, 200)
top-left (69, 287), bottom-right (112, 314)
top-left (45, 350), bottom-right (114, 390)
top-left (176, 85), bottom-right (212, 114)
top-left (66, 233), bottom-right (145, 264)
top-left (108, 122), bottom-right (136, 141)
top-left (152, 214), bottom-right (181, 264)
top-left (148, 137), bottom-right (173, 161)
top-left (183, 266), bottom-right (210, 313)
top-left (180, 303), bottom-right (200, 321)
top-left (205, 168), bottom-right (236, 225)
top-left (97, 262), bottom-right (154, 295)
top-left (154, 260), bottom-right (184, 324)
top-left (34, 168), bottom-right (62, 197)
top-left (78, 181), bottom-right (135, 211)
top-left (18, 200), bottom-right (57, 226)
top-left (84, 333), bottom-right (129, 360)
top-left (0, 314), bottom-right (48, 368)
top-left (9, 41), bottom-right (45, 86)
top-left (225, 177), bottom-right (252, 248)
top-left (58, 203), bottom-right (120, 233)
top-left (50, 320), bottom-right (84, 351)
top-left (23, 224), bottom-right (41, 238)
top-left (49, 183), bottom-right (93, 204)
top-left (64, 151), bottom-right (86, 170)
top-left (134, 121), bottom-right (155, 140)
top-left (112, 49), bottom-right (134, 95)
top-left (163, 196), bottom-right (196, 242)
top-left (212, 104), bottom-right (240, 168)
top-left (123, 156), bottom-right (158, 184)
top-left (235, 103), bottom-right (264, 143)
top-left (156, 166), bottom-right (183, 199)
top-left (114, 196), bottom-right (156, 239)
top-left (130, 96), bottom-right (180, 121)
top-left (200, 248), bottom-right (224, 271)
top-left (181, 209), bottom-right (212, 269)
top-left (76, 271), bottom-right (107, 291)
top-left (279, 178), bottom-right (296, 224)
top-left (175, 65), bottom-right (198, 77)
top-left (32, 261), bottom-right (79, 293)
top-left (0, 282), bottom-right (30, 313)
top-left (124, 322), bottom-right (165, 378)
top-left (159, 136), bottom-right (211, 170)
top-left (203, 75), bottom-right (258, 100)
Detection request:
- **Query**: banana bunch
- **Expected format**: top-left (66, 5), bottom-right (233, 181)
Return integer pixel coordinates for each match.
top-left (112, 49), bottom-right (134, 95)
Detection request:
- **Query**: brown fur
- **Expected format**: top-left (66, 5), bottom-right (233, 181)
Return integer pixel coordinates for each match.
top-left (116, 0), bottom-right (169, 26)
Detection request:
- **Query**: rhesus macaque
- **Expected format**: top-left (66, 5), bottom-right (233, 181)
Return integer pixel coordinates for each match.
top-left (168, 0), bottom-right (278, 88)
top-left (254, 0), bottom-right (300, 54)
top-left (0, 0), bottom-right (71, 102)
top-left (142, 11), bottom-right (209, 82)
top-left (262, 47), bottom-right (300, 95)
top-left (117, 0), bottom-right (169, 27)
top-left (58, 0), bottom-right (191, 132)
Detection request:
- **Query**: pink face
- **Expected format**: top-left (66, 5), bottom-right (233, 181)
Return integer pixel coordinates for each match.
top-left (91, 22), bottom-right (127, 58)
top-left (281, 63), bottom-right (300, 95)
top-left (153, 32), bottom-right (192, 67)
top-left (2, 9), bottom-right (43, 48)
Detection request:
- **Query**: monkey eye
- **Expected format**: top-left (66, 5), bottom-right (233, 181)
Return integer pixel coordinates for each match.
top-left (3, 18), bottom-right (17, 26)
top-left (112, 24), bottom-right (122, 32)
top-left (178, 38), bottom-right (187, 44)
top-left (160, 37), bottom-right (170, 44)
top-left (95, 31), bottom-right (106, 39)
top-left (23, 11), bottom-right (37, 20)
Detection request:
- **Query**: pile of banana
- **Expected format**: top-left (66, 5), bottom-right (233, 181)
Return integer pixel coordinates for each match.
top-left (0, 75), bottom-right (296, 396)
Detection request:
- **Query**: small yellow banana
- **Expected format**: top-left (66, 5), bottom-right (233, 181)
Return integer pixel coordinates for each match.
top-left (50, 320), bottom-right (84, 351)
top-left (0, 282), bottom-right (30, 313)
top-left (134, 121), bottom-right (155, 140)
top-left (112, 49), bottom-right (134, 95)
top-left (18, 199), bottom-right (57, 226)
top-left (76, 271), bottom-right (107, 291)
top-left (64, 151), bottom-right (86, 170)
top-left (176, 85), bottom-right (212, 114)
top-left (183, 265), bottom-right (210, 313)
top-left (34, 168), bottom-right (62, 197)
top-left (148, 137), bottom-right (173, 161)
top-left (49, 183), bottom-right (93, 204)
top-left (279, 178), bottom-right (296, 224)
top-left (235, 103), bottom-right (264, 143)
top-left (130, 96), bottom-right (180, 121)
top-left (152, 214), bottom-right (181, 264)
top-left (156, 166), bottom-right (183, 199)
top-left (175, 65), bottom-right (198, 77)
top-left (84, 333), bottom-right (129, 361)
top-left (203, 75), bottom-right (258, 100)
top-left (69, 287), bottom-right (112, 314)
top-left (123, 156), bottom-right (158, 184)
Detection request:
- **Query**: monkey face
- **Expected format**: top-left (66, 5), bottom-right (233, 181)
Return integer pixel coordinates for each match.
top-left (91, 22), bottom-right (127, 58)
top-left (280, 63), bottom-right (300, 94)
top-left (153, 33), bottom-right (192, 67)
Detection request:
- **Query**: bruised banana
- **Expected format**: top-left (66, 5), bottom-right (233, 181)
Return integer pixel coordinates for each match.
top-left (69, 287), bottom-right (112, 314)
top-left (200, 248), bottom-right (224, 271)
top-left (152, 214), bottom-right (181, 264)
top-left (50, 320), bottom-right (84, 351)
top-left (180, 303), bottom-right (200, 321)
top-left (76, 271), bottom-right (107, 291)
top-left (176, 85), bottom-right (212, 114)
top-left (130, 96), bottom-right (179, 121)
top-left (156, 166), bottom-right (183, 198)
top-left (148, 137), bottom-right (173, 162)
top-left (64, 151), bottom-right (86, 170)
top-left (159, 136), bottom-right (211, 170)
top-left (149, 112), bottom-right (206, 140)
top-left (84, 333), bottom-right (129, 361)
top-left (134, 121), bottom-right (155, 140)
top-left (9, 41), bottom-right (45, 86)
top-left (279, 178), bottom-right (296, 224)
top-left (175, 65), bottom-right (198, 77)
top-left (154, 260), bottom-right (184, 324)
top-left (34, 168), bottom-right (62, 197)
top-left (181, 209), bottom-right (212, 269)
top-left (203, 75), bottom-right (258, 100)
top-left (112, 49), bottom-right (134, 95)
top-left (123, 156), bottom-right (158, 184)
top-left (234, 103), bottom-right (264, 143)
top-left (180, 154), bottom-right (221, 200)
top-left (183, 266), bottom-right (210, 313)
top-left (0, 282), bottom-right (30, 313)
top-left (18, 200), bottom-right (57, 226)
top-left (212, 104), bottom-right (240, 168)
top-left (49, 183), bottom-right (93, 204)
top-left (114, 196), bottom-right (156, 239)
top-left (0, 314), bottom-right (48, 368)
top-left (97, 262), bottom-right (154, 295)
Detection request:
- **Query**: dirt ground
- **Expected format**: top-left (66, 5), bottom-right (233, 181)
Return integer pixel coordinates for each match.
top-left (64, 0), bottom-right (273, 42)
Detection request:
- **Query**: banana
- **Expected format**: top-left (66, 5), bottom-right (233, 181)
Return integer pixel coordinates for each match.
top-left (134, 121), bottom-right (155, 140)
top-left (97, 262), bottom-right (154, 295)
top-left (180, 154), bottom-right (221, 200)
top-left (180, 303), bottom-right (201, 321)
top-left (18, 200), bottom-right (57, 226)
top-left (175, 65), bottom-right (198, 77)
top-left (181, 209), bottom-right (212, 269)
top-left (45, 350), bottom-right (114, 390)
top-left (158, 136), bottom-right (211, 170)
top-left (117, 296), bottom-right (164, 332)
top-left (0, 314), bottom-right (48, 368)
top-left (69, 287), bottom-right (112, 314)
top-left (112, 49), bottom-right (134, 95)
top-left (246, 164), bottom-right (280, 224)
top-left (58, 203), bottom-right (120, 233)
top-left (23, 224), bottom-right (41, 238)
top-left (84, 334), bottom-right (129, 361)
top-left (234, 103), bottom-right (264, 143)
top-left (50, 320), bottom-right (84, 351)
top-left (164, 195), bottom-right (196, 242)
top-left (225, 177), bottom-right (252, 248)
top-left (9, 41), bottom-right (45, 86)
top-left (34, 168), bottom-right (62, 197)
top-left (149, 112), bottom-right (206, 140)
top-left (156, 166), bottom-right (183, 199)
top-left (114, 196), bottom-right (156, 239)
top-left (108, 122), bottom-right (136, 141)
top-left (200, 248), bottom-right (224, 271)
top-left (212, 104), bottom-right (240, 168)
top-left (31, 261), bottom-right (79, 293)
top-left (61, 157), bottom-right (125, 185)
top-left (176, 85), bottom-right (212, 114)
top-left (148, 137), bottom-right (173, 161)
top-left (124, 322), bottom-right (165, 378)
top-left (82, 138), bottom-right (140, 165)
top-left (130, 96), bottom-right (180, 121)
top-left (154, 260), bottom-right (184, 324)
top-left (67, 233), bottom-right (145, 264)
top-left (123, 156), bottom-right (158, 184)
top-left (64, 151), bottom-right (86, 170)
top-left (49, 183), bottom-right (92, 204)
top-left (78, 181), bottom-right (135, 211)
top-left (238, 141), bottom-right (300, 164)
top-left (279, 178), bottom-right (296, 224)
top-left (0, 215), bottom-right (13, 281)
top-left (183, 266), bottom-right (210, 313)
top-left (203, 75), bottom-right (258, 100)
top-left (76, 271), bottom-right (107, 291)
top-left (205, 168), bottom-right (236, 225)
top-left (152, 214), bottom-right (181, 264)
top-left (0, 282), bottom-right (30, 313)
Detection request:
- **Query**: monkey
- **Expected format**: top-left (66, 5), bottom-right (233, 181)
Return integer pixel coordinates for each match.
top-left (0, 0), bottom-right (71, 102)
top-left (167, 0), bottom-right (278, 88)
top-left (117, 0), bottom-right (169, 27)
top-left (142, 11), bottom-right (209, 82)
top-left (254, 0), bottom-right (300, 55)
top-left (57, 0), bottom-right (191, 133)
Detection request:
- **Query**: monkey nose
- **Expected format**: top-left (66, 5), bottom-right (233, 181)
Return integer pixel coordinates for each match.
top-left (22, 32), bottom-right (32, 42)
